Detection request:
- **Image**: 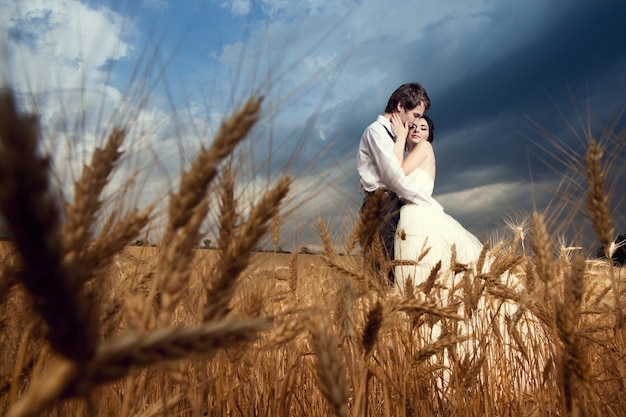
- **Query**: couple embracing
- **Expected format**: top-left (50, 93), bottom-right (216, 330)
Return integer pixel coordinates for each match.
top-left (356, 84), bottom-right (547, 386)
top-left (356, 83), bottom-right (484, 293)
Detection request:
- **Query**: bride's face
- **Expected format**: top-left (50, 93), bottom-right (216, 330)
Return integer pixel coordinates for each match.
top-left (408, 118), bottom-right (429, 145)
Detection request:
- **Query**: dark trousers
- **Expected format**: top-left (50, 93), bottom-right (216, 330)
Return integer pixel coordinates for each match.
top-left (362, 189), bottom-right (402, 284)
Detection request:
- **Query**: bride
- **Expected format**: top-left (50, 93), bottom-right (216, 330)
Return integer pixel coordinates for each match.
top-left (390, 115), bottom-right (486, 294)
top-left (389, 116), bottom-right (547, 392)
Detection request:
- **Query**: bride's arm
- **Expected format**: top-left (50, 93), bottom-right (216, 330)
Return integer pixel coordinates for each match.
top-left (403, 141), bottom-right (435, 177)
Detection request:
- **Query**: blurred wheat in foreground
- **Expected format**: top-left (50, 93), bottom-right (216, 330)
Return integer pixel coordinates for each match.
top-left (1, 87), bottom-right (625, 417)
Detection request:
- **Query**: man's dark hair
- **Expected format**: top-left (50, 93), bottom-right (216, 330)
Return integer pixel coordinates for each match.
top-left (384, 83), bottom-right (430, 114)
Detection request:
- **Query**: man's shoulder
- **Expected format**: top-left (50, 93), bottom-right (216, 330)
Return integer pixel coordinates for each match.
top-left (362, 117), bottom-right (387, 138)
top-left (367, 119), bottom-right (386, 130)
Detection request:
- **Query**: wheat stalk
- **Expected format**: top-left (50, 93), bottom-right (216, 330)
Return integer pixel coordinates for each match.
top-left (134, 394), bottom-right (186, 417)
top-left (97, 209), bottom-right (116, 240)
top-left (84, 206), bottom-right (153, 272)
top-left (267, 313), bottom-right (308, 347)
top-left (416, 260), bottom-right (441, 296)
top-left (216, 160), bottom-right (238, 252)
top-left (61, 127), bottom-right (125, 270)
top-left (318, 218), bottom-right (381, 293)
top-left (157, 197), bottom-right (209, 320)
top-left (555, 253), bottom-right (589, 416)
top-left (309, 317), bottom-right (349, 417)
top-left (6, 358), bottom-right (79, 417)
top-left (529, 212), bottom-right (555, 284)
top-left (357, 189), bottom-right (386, 251)
top-left (152, 96), bottom-right (262, 321)
top-left (361, 300), bottom-right (383, 359)
top-left (8, 317), bottom-right (272, 417)
top-left (204, 176), bottom-right (291, 321)
top-left (167, 95), bottom-right (261, 233)
top-left (413, 334), bottom-right (469, 364)
top-left (476, 240), bottom-right (490, 273)
top-left (584, 137), bottom-right (614, 252)
top-left (319, 217), bottom-right (338, 259)
top-left (0, 89), bottom-right (96, 362)
top-left (287, 251), bottom-right (298, 293)
top-left (271, 210), bottom-right (281, 251)
top-left (582, 137), bottom-right (624, 338)
top-left (0, 249), bottom-right (19, 305)
top-left (389, 297), bottom-right (464, 321)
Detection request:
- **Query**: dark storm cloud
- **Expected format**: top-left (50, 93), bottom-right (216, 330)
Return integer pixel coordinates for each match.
top-left (310, 0), bottom-right (626, 245)
top-left (426, 0), bottom-right (626, 192)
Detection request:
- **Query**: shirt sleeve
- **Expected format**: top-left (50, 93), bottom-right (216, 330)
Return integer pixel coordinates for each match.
top-left (364, 125), bottom-right (444, 210)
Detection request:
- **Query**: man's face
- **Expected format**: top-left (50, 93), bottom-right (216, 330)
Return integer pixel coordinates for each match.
top-left (398, 102), bottom-right (426, 125)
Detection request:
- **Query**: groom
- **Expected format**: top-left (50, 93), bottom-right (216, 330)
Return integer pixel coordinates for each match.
top-left (356, 83), bottom-right (442, 284)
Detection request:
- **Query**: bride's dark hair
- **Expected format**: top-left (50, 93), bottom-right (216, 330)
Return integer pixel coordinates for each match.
top-left (422, 115), bottom-right (435, 143)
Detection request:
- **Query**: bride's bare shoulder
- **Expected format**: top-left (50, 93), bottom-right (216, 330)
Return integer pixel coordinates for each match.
top-left (414, 140), bottom-right (434, 159)
top-left (415, 140), bottom-right (434, 152)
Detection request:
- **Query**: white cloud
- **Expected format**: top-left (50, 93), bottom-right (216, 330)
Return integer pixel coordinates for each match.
top-left (256, 0), bottom-right (353, 19)
top-left (221, 0), bottom-right (251, 16)
top-left (438, 181), bottom-right (527, 217)
top-left (0, 0), bottom-right (159, 201)
top-left (435, 177), bottom-right (563, 241)
top-left (233, 0), bottom-right (252, 15)
top-left (142, 0), bottom-right (170, 12)
top-left (1, 0), bottom-right (133, 93)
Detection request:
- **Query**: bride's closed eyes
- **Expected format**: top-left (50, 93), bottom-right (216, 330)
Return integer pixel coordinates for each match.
top-left (410, 124), bottom-right (428, 132)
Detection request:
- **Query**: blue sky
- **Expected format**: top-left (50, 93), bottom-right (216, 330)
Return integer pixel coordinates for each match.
top-left (1, 0), bottom-right (625, 252)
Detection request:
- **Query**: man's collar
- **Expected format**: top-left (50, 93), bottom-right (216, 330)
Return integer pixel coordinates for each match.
top-left (377, 115), bottom-right (395, 140)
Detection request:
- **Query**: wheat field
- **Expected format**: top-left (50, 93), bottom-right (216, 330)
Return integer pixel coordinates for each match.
top-left (1, 88), bottom-right (625, 417)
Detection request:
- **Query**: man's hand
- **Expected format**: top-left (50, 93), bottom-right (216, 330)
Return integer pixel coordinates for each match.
top-left (390, 113), bottom-right (408, 143)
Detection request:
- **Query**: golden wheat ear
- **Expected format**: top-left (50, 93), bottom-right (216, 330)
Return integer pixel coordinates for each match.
top-left (216, 160), bottom-right (238, 253)
top-left (584, 137), bottom-right (615, 256)
top-left (413, 334), bottom-right (470, 364)
top-left (529, 211), bottom-right (555, 284)
top-left (84, 206), bottom-right (152, 272)
top-left (61, 127), bottom-right (126, 268)
top-left (355, 189), bottom-right (385, 251)
top-left (554, 253), bottom-right (590, 414)
top-left (361, 300), bottom-right (383, 359)
top-left (308, 316), bottom-right (349, 417)
top-left (0, 246), bottom-right (20, 305)
top-left (167, 94), bottom-right (262, 233)
top-left (153, 95), bottom-right (263, 322)
top-left (583, 137), bottom-right (626, 339)
top-left (8, 317), bottom-right (272, 417)
top-left (318, 217), bottom-right (338, 259)
top-left (204, 176), bottom-right (291, 321)
top-left (0, 89), bottom-right (96, 363)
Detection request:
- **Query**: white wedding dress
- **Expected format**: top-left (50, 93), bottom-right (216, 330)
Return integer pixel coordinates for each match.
top-left (393, 167), bottom-right (485, 293)
top-left (392, 167), bottom-right (547, 391)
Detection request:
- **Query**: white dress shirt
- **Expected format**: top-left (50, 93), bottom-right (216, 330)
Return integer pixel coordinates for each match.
top-left (356, 115), bottom-right (444, 210)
